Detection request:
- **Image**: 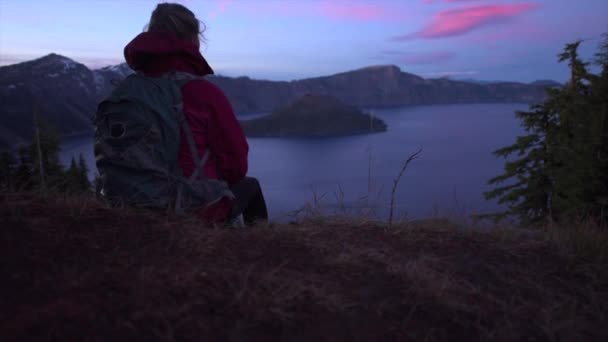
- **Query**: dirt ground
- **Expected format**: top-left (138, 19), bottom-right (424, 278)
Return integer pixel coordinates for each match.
top-left (1, 192), bottom-right (607, 341)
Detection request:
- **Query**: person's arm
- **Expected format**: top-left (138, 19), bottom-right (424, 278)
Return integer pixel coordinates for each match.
top-left (205, 83), bottom-right (249, 185)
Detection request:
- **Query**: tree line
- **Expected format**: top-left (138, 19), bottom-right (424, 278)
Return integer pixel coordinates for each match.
top-left (0, 122), bottom-right (91, 194)
top-left (486, 34), bottom-right (608, 226)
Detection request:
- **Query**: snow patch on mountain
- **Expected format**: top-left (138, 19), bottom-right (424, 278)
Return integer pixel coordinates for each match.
top-left (96, 63), bottom-right (133, 78)
top-left (93, 71), bottom-right (104, 91)
top-left (59, 57), bottom-right (77, 71)
top-left (78, 80), bottom-right (89, 93)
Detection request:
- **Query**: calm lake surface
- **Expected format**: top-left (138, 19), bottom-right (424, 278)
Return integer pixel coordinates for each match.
top-left (60, 103), bottom-right (527, 221)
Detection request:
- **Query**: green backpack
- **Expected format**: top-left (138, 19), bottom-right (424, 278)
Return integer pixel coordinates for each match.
top-left (94, 72), bottom-right (233, 214)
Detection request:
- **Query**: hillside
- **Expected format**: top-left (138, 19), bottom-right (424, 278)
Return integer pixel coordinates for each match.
top-left (210, 65), bottom-right (553, 114)
top-left (0, 54), bottom-right (101, 148)
top-left (0, 55), bottom-right (134, 149)
top-left (240, 94), bottom-right (387, 137)
top-left (1, 54), bottom-right (558, 149)
top-left (1, 192), bottom-right (607, 341)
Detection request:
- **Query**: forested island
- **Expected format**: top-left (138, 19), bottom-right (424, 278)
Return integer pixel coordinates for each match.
top-left (240, 94), bottom-right (387, 138)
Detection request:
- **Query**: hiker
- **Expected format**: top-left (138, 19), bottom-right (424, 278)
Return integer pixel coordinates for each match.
top-left (96, 3), bottom-right (267, 226)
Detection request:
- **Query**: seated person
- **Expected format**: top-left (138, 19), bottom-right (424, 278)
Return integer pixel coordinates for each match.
top-left (123, 2), bottom-right (268, 225)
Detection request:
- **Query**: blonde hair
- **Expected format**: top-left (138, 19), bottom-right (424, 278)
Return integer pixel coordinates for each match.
top-left (147, 3), bottom-right (206, 44)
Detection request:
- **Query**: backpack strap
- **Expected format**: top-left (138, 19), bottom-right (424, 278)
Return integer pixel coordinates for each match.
top-left (162, 71), bottom-right (210, 183)
top-left (173, 107), bottom-right (208, 216)
top-left (162, 72), bottom-right (211, 216)
top-left (174, 103), bottom-right (208, 183)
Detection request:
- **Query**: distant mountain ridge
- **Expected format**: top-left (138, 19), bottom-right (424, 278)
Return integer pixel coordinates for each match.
top-left (0, 54), bottom-right (559, 149)
top-left (210, 65), bottom-right (559, 114)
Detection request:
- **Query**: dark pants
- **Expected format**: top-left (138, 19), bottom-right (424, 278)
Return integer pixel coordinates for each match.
top-left (230, 177), bottom-right (268, 225)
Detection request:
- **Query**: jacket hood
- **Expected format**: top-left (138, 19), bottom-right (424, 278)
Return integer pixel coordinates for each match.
top-left (124, 31), bottom-right (214, 76)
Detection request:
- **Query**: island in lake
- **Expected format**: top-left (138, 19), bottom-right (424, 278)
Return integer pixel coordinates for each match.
top-left (240, 94), bottom-right (387, 138)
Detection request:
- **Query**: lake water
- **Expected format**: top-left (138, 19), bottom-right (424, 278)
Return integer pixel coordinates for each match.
top-left (60, 103), bottom-right (527, 221)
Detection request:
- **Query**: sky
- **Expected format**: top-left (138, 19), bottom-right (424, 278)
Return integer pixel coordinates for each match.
top-left (0, 0), bottom-right (607, 82)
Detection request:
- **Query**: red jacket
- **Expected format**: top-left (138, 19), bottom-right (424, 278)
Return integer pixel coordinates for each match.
top-left (124, 31), bottom-right (249, 222)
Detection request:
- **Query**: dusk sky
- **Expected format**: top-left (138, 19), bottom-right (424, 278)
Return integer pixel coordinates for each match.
top-left (0, 0), bottom-right (606, 82)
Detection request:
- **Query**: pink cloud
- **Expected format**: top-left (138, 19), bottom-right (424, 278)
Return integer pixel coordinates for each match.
top-left (395, 3), bottom-right (538, 40)
top-left (470, 13), bottom-right (606, 47)
top-left (208, 0), bottom-right (232, 20)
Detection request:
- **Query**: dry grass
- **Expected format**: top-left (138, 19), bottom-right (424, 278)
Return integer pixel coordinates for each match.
top-left (1, 192), bottom-right (607, 341)
top-left (546, 220), bottom-right (608, 262)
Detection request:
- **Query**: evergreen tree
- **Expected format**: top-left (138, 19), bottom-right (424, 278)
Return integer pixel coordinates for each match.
top-left (550, 41), bottom-right (593, 221)
top-left (594, 33), bottom-right (608, 72)
top-left (486, 37), bottom-right (608, 225)
top-left (77, 153), bottom-right (91, 192)
top-left (0, 151), bottom-right (16, 190)
top-left (64, 157), bottom-right (80, 194)
top-left (14, 147), bottom-right (33, 190)
top-left (587, 33), bottom-right (608, 219)
top-left (484, 101), bottom-right (558, 225)
top-left (62, 154), bottom-right (91, 194)
top-left (27, 120), bottom-right (64, 189)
